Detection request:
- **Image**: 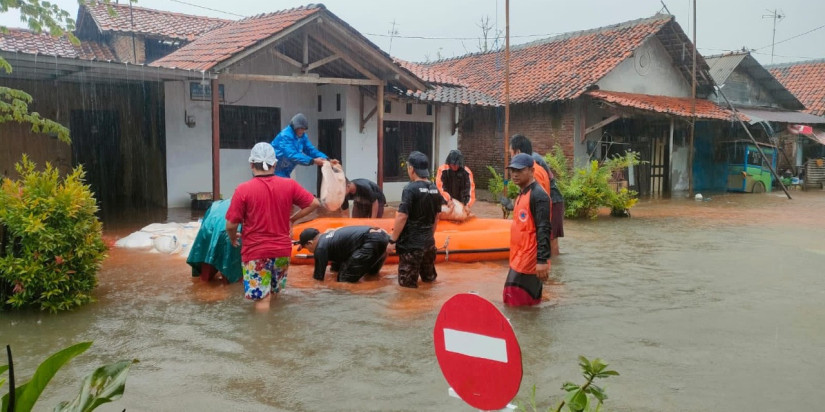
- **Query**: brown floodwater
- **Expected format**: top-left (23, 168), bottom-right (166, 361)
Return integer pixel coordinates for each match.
top-left (2, 191), bottom-right (825, 411)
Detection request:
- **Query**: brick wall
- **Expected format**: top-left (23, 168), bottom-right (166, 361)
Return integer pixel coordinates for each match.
top-left (110, 34), bottom-right (146, 64)
top-left (458, 101), bottom-right (577, 191)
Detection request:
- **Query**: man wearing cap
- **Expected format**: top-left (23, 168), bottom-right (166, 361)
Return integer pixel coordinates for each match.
top-left (504, 153), bottom-right (551, 306)
top-left (435, 149), bottom-right (476, 209)
top-left (225, 142), bottom-right (320, 310)
top-left (297, 226), bottom-right (390, 282)
top-left (271, 113), bottom-right (333, 178)
top-left (389, 151), bottom-right (442, 288)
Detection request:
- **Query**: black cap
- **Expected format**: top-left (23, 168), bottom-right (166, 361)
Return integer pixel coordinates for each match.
top-left (297, 228), bottom-right (320, 250)
top-left (407, 151), bottom-right (430, 178)
top-left (290, 113), bottom-right (309, 130)
top-left (507, 153), bottom-right (535, 170)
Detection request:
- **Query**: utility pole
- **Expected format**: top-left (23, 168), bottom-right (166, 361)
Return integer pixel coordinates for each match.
top-left (387, 19), bottom-right (399, 54)
top-left (688, 0), bottom-right (696, 197)
top-left (762, 9), bottom-right (785, 64)
top-left (503, 0), bottom-right (510, 185)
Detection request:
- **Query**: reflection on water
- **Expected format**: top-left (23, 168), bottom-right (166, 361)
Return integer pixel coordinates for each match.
top-left (3, 192), bottom-right (825, 411)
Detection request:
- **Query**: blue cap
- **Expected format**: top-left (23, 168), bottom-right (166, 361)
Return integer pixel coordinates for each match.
top-left (507, 153), bottom-right (535, 170)
top-left (290, 113), bottom-right (309, 130)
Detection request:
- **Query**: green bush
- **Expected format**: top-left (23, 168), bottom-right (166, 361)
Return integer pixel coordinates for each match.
top-left (0, 155), bottom-right (107, 312)
top-left (544, 145), bottom-right (641, 219)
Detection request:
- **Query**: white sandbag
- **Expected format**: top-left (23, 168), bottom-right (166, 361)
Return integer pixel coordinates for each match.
top-left (114, 231), bottom-right (155, 250)
top-left (319, 161), bottom-right (347, 211)
top-left (440, 199), bottom-right (472, 222)
top-left (153, 235), bottom-right (182, 254)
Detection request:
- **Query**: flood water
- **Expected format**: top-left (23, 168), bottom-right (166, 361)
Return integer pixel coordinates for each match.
top-left (3, 191), bottom-right (825, 411)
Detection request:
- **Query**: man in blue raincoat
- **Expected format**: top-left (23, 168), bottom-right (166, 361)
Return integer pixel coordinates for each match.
top-left (271, 113), bottom-right (331, 178)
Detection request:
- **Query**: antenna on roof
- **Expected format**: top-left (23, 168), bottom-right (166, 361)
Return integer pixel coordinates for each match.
top-left (762, 9), bottom-right (786, 64)
top-left (659, 1), bottom-right (671, 15)
top-left (388, 19), bottom-right (399, 54)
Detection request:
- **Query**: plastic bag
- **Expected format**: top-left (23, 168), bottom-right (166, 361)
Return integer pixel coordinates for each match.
top-left (440, 199), bottom-right (472, 222)
top-left (320, 161), bottom-right (346, 211)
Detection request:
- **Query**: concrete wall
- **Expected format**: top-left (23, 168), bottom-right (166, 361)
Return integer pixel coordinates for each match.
top-left (597, 37), bottom-right (691, 98)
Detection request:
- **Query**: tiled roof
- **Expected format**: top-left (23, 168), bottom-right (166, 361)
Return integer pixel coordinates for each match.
top-left (395, 58), bottom-right (466, 86)
top-left (81, 2), bottom-right (231, 41)
top-left (587, 90), bottom-right (741, 121)
top-left (425, 15), bottom-right (677, 104)
top-left (150, 6), bottom-right (321, 70)
top-left (768, 60), bottom-right (825, 116)
top-left (407, 85), bottom-right (500, 107)
top-left (0, 28), bottom-right (116, 60)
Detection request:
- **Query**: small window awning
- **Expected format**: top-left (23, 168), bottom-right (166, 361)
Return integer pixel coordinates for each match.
top-left (737, 108), bottom-right (825, 125)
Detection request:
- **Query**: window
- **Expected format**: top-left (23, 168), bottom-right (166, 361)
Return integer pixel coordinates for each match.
top-left (426, 104), bottom-right (433, 116)
top-left (317, 95), bottom-right (322, 112)
top-left (406, 103), bottom-right (413, 115)
top-left (219, 105), bottom-right (281, 149)
top-left (190, 82), bottom-right (224, 102)
top-left (384, 101), bottom-right (392, 114)
top-left (382, 121), bottom-right (434, 182)
top-left (336, 93), bottom-right (341, 111)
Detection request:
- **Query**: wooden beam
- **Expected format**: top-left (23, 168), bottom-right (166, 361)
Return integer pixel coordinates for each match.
top-left (584, 114), bottom-right (621, 135)
top-left (269, 49), bottom-right (302, 69)
top-left (361, 106), bottom-right (377, 131)
top-left (211, 78), bottom-right (221, 202)
top-left (377, 82), bottom-right (385, 189)
top-left (309, 32), bottom-right (379, 81)
top-left (305, 54), bottom-right (340, 72)
top-left (221, 73), bottom-right (381, 86)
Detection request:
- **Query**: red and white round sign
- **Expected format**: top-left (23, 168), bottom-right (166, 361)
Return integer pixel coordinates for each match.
top-left (433, 293), bottom-right (522, 410)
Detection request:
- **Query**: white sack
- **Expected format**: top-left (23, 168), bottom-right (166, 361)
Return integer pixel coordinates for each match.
top-left (114, 231), bottom-right (155, 250)
top-left (440, 199), bottom-right (472, 222)
top-left (319, 161), bottom-right (347, 211)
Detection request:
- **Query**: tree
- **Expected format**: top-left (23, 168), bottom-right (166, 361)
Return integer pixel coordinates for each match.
top-left (476, 15), bottom-right (502, 53)
top-left (0, 0), bottom-right (123, 144)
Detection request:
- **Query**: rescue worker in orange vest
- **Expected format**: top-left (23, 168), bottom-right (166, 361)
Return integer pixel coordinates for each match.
top-left (503, 153), bottom-right (551, 306)
top-left (435, 149), bottom-right (476, 209)
top-left (509, 134), bottom-right (550, 195)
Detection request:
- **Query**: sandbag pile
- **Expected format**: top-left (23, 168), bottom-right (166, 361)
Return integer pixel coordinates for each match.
top-left (114, 222), bottom-right (200, 257)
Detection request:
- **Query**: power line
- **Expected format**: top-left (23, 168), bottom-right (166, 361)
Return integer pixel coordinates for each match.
top-left (754, 22), bottom-right (825, 51)
top-left (167, 0), bottom-right (245, 18)
top-left (363, 32), bottom-right (560, 41)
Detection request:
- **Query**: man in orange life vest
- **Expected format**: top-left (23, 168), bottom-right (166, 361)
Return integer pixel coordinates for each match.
top-left (503, 153), bottom-right (551, 306)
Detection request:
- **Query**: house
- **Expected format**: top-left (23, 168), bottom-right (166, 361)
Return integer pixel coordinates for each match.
top-left (704, 52), bottom-right (825, 184)
top-left (767, 59), bottom-right (825, 163)
top-left (419, 14), bottom-right (744, 196)
top-left (2, 2), bottom-right (461, 214)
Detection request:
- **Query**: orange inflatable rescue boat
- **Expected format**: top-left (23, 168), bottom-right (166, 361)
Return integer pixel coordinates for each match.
top-left (290, 218), bottom-right (510, 264)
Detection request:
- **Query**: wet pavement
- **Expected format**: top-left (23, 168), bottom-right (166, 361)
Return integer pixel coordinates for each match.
top-left (2, 190), bottom-right (825, 411)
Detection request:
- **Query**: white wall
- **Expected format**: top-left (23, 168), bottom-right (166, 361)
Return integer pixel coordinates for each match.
top-left (164, 51), bottom-right (320, 207)
top-left (597, 37), bottom-right (691, 98)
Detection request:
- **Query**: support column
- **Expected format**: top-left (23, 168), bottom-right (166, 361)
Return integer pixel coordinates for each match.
top-left (211, 78), bottom-right (220, 201)
top-left (377, 83), bottom-right (385, 189)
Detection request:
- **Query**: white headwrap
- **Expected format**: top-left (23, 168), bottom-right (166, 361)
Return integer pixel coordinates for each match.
top-left (249, 142), bottom-right (277, 170)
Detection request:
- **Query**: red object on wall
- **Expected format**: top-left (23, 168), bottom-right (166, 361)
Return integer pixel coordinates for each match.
top-left (433, 293), bottom-right (523, 410)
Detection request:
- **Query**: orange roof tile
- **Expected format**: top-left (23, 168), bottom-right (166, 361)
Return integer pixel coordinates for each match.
top-left (425, 15), bottom-right (679, 104)
top-left (587, 90), bottom-right (740, 121)
top-left (150, 6), bottom-right (320, 71)
top-left (82, 2), bottom-right (231, 42)
top-left (395, 58), bottom-right (466, 87)
top-left (0, 28), bottom-right (116, 61)
top-left (768, 60), bottom-right (825, 117)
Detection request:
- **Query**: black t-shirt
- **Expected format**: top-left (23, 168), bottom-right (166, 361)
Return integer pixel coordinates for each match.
top-left (341, 179), bottom-right (386, 210)
top-left (397, 180), bottom-right (441, 251)
top-left (312, 226), bottom-right (374, 280)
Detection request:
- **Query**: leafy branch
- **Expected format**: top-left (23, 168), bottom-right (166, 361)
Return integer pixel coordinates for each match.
top-left (517, 356), bottom-right (619, 412)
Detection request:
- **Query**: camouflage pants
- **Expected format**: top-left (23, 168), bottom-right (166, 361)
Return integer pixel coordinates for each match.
top-left (397, 246), bottom-right (437, 288)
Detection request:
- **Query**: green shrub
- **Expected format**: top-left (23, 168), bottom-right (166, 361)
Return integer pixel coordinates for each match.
top-left (544, 145), bottom-right (641, 219)
top-left (0, 155), bottom-right (107, 312)
top-left (486, 165), bottom-right (520, 200)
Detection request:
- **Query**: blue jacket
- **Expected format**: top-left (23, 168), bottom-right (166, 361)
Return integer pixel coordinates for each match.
top-left (271, 125), bottom-right (327, 177)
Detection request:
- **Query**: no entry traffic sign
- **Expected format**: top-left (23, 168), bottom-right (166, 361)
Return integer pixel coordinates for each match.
top-left (433, 293), bottom-right (522, 410)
